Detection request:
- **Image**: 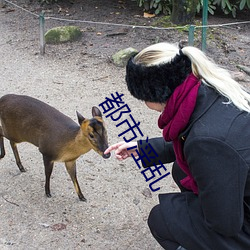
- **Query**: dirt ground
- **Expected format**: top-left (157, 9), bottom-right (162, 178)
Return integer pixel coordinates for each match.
top-left (0, 0), bottom-right (249, 249)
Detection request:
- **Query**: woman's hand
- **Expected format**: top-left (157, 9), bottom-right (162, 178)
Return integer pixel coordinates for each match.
top-left (104, 141), bottom-right (138, 160)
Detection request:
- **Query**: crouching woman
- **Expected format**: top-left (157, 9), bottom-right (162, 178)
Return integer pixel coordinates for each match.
top-left (105, 42), bottom-right (250, 250)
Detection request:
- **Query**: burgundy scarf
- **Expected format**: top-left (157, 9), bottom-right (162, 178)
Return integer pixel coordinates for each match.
top-left (158, 73), bottom-right (200, 194)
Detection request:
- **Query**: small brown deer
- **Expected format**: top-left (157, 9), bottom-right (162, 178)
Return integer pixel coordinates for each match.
top-left (0, 94), bottom-right (110, 201)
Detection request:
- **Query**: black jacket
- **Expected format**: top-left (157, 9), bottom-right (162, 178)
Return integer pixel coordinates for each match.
top-left (138, 84), bottom-right (250, 249)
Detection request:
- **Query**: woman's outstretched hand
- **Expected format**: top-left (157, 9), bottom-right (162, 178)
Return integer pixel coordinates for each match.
top-left (104, 141), bottom-right (138, 160)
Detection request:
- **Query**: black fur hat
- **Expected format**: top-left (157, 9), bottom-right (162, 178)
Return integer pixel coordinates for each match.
top-left (125, 52), bottom-right (192, 103)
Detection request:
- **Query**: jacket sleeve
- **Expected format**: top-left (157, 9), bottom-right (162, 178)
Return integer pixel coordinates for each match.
top-left (185, 136), bottom-right (248, 237)
top-left (137, 137), bottom-right (175, 168)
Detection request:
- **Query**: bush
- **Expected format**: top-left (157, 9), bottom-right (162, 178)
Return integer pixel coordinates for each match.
top-left (136, 0), bottom-right (250, 18)
top-left (212, 0), bottom-right (250, 17)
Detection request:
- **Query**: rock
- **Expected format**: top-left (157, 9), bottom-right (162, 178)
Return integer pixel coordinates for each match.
top-left (112, 47), bottom-right (138, 67)
top-left (0, 0), bottom-right (5, 8)
top-left (141, 187), bottom-right (152, 198)
top-left (133, 197), bottom-right (140, 205)
top-left (231, 71), bottom-right (247, 82)
top-left (45, 26), bottom-right (82, 44)
top-left (39, 223), bottom-right (50, 228)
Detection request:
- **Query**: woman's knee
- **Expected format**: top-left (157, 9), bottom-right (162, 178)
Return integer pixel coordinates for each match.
top-left (148, 204), bottom-right (174, 241)
top-left (148, 204), bottom-right (180, 249)
top-left (148, 204), bottom-right (161, 233)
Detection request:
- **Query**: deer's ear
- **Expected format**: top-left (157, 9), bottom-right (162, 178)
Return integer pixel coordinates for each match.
top-left (92, 106), bottom-right (102, 118)
top-left (76, 111), bottom-right (85, 125)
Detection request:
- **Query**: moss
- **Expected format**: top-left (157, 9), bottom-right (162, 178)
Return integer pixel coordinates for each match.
top-left (45, 26), bottom-right (82, 44)
top-left (152, 15), bottom-right (197, 32)
top-left (112, 48), bottom-right (138, 67)
top-left (152, 16), bottom-right (172, 27)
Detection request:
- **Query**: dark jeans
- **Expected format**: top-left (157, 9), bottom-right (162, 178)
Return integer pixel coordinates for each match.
top-left (148, 162), bottom-right (188, 250)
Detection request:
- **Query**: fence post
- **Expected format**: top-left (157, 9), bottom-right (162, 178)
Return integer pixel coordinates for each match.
top-left (201, 0), bottom-right (208, 51)
top-left (39, 11), bottom-right (45, 55)
top-left (188, 25), bottom-right (195, 46)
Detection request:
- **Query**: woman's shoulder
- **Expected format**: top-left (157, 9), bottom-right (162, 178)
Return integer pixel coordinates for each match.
top-left (185, 84), bottom-right (250, 148)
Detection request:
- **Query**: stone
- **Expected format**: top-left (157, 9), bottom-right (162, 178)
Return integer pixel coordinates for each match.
top-left (112, 47), bottom-right (138, 67)
top-left (231, 71), bottom-right (247, 82)
top-left (0, 0), bottom-right (6, 8)
top-left (141, 187), bottom-right (152, 198)
top-left (45, 26), bottom-right (82, 44)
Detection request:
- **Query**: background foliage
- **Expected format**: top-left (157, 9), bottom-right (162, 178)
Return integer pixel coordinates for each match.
top-left (135, 0), bottom-right (250, 17)
top-left (38, 0), bottom-right (250, 18)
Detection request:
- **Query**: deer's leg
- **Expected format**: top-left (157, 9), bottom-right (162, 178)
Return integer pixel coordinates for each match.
top-left (43, 155), bottom-right (54, 198)
top-left (10, 141), bottom-right (25, 172)
top-left (65, 161), bottom-right (86, 202)
top-left (0, 127), bottom-right (5, 159)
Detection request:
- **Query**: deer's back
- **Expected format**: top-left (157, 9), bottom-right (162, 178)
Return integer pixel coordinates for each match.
top-left (0, 94), bottom-right (79, 147)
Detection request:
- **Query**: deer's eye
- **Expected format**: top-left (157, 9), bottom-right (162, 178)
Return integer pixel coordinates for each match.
top-left (89, 133), bottom-right (94, 139)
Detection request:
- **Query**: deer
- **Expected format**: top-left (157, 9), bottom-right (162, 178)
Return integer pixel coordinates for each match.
top-left (0, 94), bottom-right (111, 201)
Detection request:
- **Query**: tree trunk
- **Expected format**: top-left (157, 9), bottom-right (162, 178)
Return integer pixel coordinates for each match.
top-left (171, 0), bottom-right (198, 25)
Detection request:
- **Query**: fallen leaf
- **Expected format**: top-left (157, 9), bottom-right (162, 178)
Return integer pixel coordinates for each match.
top-left (143, 12), bottom-right (155, 18)
top-left (51, 223), bottom-right (67, 231)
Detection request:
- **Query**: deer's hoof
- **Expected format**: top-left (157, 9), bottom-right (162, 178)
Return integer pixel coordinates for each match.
top-left (79, 196), bottom-right (87, 202)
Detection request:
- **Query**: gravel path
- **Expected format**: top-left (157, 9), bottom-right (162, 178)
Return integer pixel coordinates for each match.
top-left (0, 4), bottom-right (178, 250)
top-left (0, 1), bottom-right (249, 249)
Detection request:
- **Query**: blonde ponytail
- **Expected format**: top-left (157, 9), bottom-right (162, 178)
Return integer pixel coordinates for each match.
top-left (182, 46), bottom-right (250, 112)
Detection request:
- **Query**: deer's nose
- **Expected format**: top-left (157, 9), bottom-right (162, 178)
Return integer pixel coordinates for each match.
top-left (103, 152), bottom-right (111, 159)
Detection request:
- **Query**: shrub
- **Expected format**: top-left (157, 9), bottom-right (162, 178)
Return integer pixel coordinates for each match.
top-left (135, 0), bottom-right (172, 15)
top-left (136, 0), bottom-right (250, 17)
